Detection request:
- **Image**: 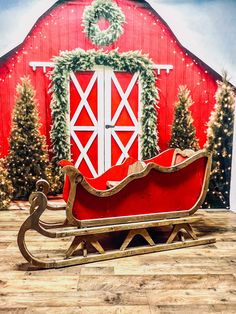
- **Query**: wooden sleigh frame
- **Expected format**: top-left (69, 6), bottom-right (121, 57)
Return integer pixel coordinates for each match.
top-left (17, 149), bottom-right (216, 269)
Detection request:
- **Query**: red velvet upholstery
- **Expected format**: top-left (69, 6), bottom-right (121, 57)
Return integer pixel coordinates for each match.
top-left (58, 159), bottom-right (74, 203)
top-left (59, 150), bottom-right (208, 221)
top-left (85, 157), bottom-right (137, 190)
top-left (144, 149), bottom-right (189, 166)
top-left (60, 156), bottom-right (137, 202)
top-left (144, 148), bottom-right (175, 166)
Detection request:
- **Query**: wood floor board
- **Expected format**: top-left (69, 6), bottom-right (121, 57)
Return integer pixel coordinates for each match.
top-left (77, 274), bottom-right (236, 291)
top-left (114, 265), bottom-right (236, 275)
top-left (146, 288), bottom-right (236, 305)
top-left (79, 266), bottom-right (114, 275)
top-left (2, 278), bottom-right (79, 293)
top-left (24, 305), bottom-right (152, 314)
top-left (0, 208), bottom-right (235, 313)
top-left (150, 304), bottom-right (236, 314)
top-left (0, 309), bottom-right (27, 314)
top-left (0, 291), bottom-right (149, 307)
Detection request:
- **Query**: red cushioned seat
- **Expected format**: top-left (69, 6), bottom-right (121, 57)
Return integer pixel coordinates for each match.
top-left (59, 149), bottom-right (211, 225)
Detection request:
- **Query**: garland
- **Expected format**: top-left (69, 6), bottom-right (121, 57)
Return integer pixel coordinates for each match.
top-left (50, 49), bottom-right (159, 170)
top-left (82, 0), bottom-right (125, 46)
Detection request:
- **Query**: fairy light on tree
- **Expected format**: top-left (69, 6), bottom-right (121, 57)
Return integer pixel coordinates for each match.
top-left (6, 76), bottom-right (58, 199)
top-left (204, 72), bottom-right (235, 208)
top-left (169, 85), bottom-right (200, 151)
top-left (0, 158), bottom-right (14, 210)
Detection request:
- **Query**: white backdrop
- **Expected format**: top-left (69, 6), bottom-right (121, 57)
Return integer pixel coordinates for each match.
top-left (230, 103), bottom-right (236, 212)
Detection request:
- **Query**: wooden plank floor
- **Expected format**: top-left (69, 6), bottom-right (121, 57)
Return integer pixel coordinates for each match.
top-left (0, 204), bottom-right (236, 313)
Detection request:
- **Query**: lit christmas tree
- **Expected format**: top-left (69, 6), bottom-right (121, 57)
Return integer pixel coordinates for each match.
top-left (0, 158), bottom-right (13, 210)
top-left (7, 77), bottom-right (56, 199)
top-left (169, 85), bottom-right (200, 151)
top-left (203, 73), bottom-right (235, 208)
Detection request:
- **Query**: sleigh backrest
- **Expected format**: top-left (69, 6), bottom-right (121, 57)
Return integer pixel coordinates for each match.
top-left (60, 148), bottom-right (202, 203)
top-left (144, 148), bottom-right (197, 167)
top-left (144, 148), bottom-right (175, 166)
top-left (60, 156), bottom-right (138, 201)
top-left (85, 156), bottom-right (138, 190)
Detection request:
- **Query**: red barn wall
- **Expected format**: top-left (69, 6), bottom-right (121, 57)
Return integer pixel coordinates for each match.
top-left (0, 0), bottom-right (219, 157)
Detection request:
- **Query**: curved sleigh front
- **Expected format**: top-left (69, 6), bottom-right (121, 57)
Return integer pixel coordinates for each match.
top-left (61, 149), bottom-right (212, 227)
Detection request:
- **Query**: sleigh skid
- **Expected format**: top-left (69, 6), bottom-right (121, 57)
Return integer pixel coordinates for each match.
top-left (17, 149), bottom-right (215, 269)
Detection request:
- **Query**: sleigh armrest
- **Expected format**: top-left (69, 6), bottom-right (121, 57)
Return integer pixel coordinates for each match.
top-left (171, 148), bottom-right (196, 165)
top-left (128, 160), bottom-right (146, 175)
top-left (32, 179), bottom-right (67, 212)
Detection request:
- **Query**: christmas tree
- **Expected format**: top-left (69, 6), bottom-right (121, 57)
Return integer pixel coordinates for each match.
top-left (0, 158), bottom-right (13, 210)
top-left (7, 77), bottom-right (54, 199)
top-left (203, 73), bottom-right (235, 208)
top-left (169, 85), bottom-right (200, 151)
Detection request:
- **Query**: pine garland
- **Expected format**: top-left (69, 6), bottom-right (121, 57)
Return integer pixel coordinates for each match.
top-left (169, 85), bottom-right (200, 151)
top-left (50, 49), bottom-right (159, 174)
top-left (204, 73), bottom-right (235, 208)
top-left (82, 0), bottom-right (125, 46)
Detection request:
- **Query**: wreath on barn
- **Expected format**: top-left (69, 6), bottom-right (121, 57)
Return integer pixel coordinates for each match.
top-left (49, 49), bottom-right (159, 172)
top-left (82, 0), bottom-right (125, 46)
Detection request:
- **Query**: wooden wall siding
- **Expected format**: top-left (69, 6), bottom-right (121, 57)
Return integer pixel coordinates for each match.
top-left (0, 0), bottom-right (220, 157)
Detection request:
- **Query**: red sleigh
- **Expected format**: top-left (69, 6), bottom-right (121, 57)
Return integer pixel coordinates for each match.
top-left (18, 148), bottom-right (215, 269)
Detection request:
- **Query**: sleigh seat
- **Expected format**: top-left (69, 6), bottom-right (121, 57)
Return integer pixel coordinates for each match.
top-left (58, 148), bottom-right (211, 227)
top-left (17, 148), bottom-right (216, 269)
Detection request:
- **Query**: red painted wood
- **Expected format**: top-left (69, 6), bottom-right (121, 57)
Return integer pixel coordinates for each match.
top-left (0, 0), bottom-right (219, 160)
top-left (70, 71), bottom-right (99, 177)
top-left (110, 71), bottom-right (139, 165)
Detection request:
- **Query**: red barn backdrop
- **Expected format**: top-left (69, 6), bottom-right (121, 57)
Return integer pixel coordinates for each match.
top-left (0, 0), bottom-right (221, 177)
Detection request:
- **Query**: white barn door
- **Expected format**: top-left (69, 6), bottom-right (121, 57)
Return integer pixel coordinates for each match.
top-left (69, 66), bottom-right (141, 177)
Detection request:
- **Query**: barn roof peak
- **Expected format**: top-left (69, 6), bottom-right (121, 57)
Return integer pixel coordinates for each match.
top-left (0, 0), bottom-right (222, 81)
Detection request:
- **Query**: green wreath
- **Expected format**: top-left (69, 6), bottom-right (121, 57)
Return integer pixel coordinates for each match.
top-left (50, 49), bottom-right (159, 174)
top-left (82, 0), bottom-right (125, 46)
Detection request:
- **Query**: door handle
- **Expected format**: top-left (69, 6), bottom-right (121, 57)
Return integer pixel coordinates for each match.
top-left (105, 124), bottom-right (115, 129)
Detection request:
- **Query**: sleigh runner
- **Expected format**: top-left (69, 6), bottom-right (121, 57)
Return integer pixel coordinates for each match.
top-left (18, 148), bottom-right (216, 269)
